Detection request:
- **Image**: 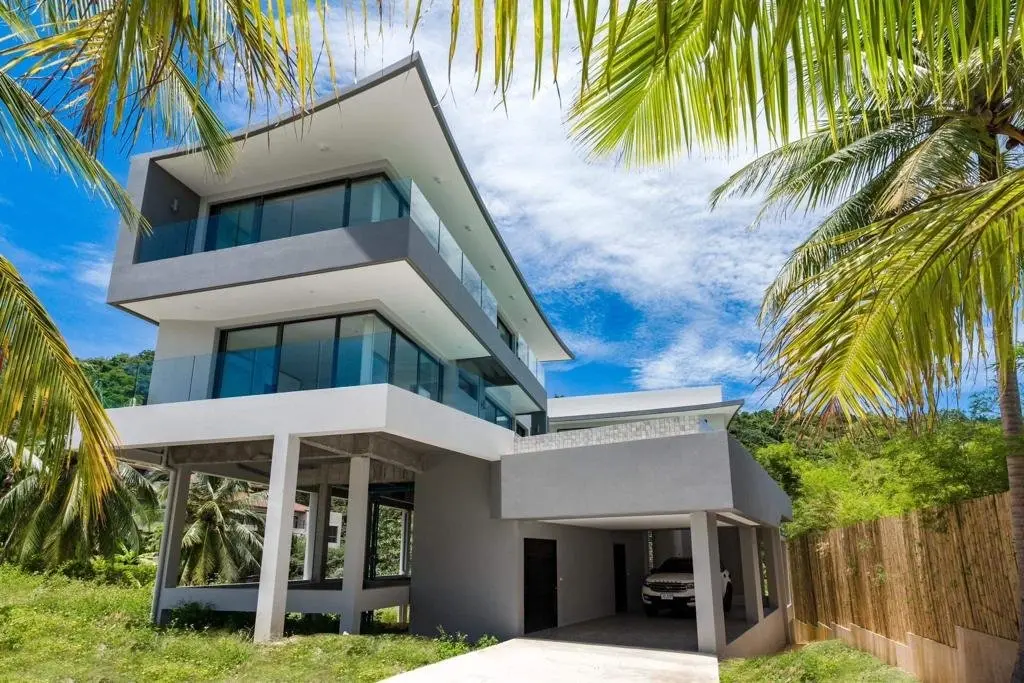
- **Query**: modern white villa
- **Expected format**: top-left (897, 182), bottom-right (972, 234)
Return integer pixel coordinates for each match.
top-left (100, 54), bottom-right (793, 658)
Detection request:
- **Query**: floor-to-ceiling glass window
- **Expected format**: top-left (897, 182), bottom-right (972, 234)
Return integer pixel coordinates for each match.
top-left (277, 319), bottom-right (336, 392)
top-left (215, 326), bottom-right (278, 397)
top-left (210, 311), bottom-right (526, 431)
top-left (201, 175), bottom-right (407, 256)
top-left (206, 199), bottom-right (259, 251)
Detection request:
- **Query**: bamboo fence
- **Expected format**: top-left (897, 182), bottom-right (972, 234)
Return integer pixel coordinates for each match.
top-left (789, 492), bottom-right (1019, 646)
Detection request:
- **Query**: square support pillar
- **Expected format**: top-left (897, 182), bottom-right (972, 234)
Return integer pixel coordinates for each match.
top-left (152, 466), bottom-right (191, 624)
top-left (339, 456), bottom-right (371, 634)
top-left (254, 433), bottom-right (301, 643)
top-left (399, 508), bottom-right (411, 575)
top-left (762, 526), bottom-right (787, 609)
top-left (738, 527), bottom-right (764, 625)
top-left (310, 480), bottom-right (332, 583)
top-left (691, 511), bottom-right (726, 655)
top-left (302, 491), bottom-right (318, 580)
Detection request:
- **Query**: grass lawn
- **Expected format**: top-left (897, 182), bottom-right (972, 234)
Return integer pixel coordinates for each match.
top-left (0, 564), bottom-right (486, 682)
top-left (720, 641), bottom-right (918, 682)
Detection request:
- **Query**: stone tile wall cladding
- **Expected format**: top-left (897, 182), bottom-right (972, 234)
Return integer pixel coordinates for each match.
top-left (514, 415), bottom-right (703, 454)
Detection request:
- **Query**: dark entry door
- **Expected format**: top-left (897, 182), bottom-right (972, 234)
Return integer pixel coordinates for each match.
top-left (613, 543), bottom-right (628, 613)
top-left (524, 538), bottom-right (558, 633)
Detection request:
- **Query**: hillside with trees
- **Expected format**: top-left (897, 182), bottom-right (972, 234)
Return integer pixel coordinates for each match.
top-left (79, 350), bottom-right (153, 408)
top-left (729, 408), bottom-right (1008, 536)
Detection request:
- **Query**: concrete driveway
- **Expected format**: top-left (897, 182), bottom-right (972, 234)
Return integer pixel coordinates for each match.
top-left (383, 638), bottom-right (719, 682)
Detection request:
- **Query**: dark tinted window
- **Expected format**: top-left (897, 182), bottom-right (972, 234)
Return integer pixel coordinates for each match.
top-left (655, 557), bottom-right (694, 573)
top-left (497, 318), bottom-right (516, 352)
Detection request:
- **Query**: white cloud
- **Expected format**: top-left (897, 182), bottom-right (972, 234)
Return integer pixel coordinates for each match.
top-left (70, 242), bottom-right (113, 295)
top-left (309, 10), bottom-right (811, 394)
top-left (633, 327), bottom-right (759, 389)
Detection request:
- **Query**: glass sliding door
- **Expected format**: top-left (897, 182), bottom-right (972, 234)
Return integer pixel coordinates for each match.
top-left (206, 200), bottom-right (259, 251)
top-left (277, 319), bottom-right (336, 392)
top-left (289, 184), bottom-right (346, 236)
top-left (392, 334), bottom-right (420, 394)
top-left (215, 326), bottom-right (278, 397)
top-left (348, 177), bottom-right (404, 226)
top-left (334, 314), bottom-right (393, 387)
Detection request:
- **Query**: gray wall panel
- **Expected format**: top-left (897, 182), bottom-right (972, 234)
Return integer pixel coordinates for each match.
top-left (501, 432), bottom-right (735, 520)
top-left (410, 453), bottom-right (521, 640)
top-left (727, 436), bottom-right (793, 525)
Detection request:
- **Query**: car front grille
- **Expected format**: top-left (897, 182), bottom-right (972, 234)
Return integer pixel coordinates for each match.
top-left (649, 582), bottom-right (690, 591)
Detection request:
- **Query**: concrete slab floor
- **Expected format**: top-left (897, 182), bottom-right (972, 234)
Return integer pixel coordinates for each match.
top-left (528, 612), bottom-right (752, 652)
top-left (383, 638), bottom-right (719, 682)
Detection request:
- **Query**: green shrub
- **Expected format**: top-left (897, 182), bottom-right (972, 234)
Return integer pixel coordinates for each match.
top-left (167, 603), bottom-right (254, 633)
top-left (48, 556), bottom-right (157, 587)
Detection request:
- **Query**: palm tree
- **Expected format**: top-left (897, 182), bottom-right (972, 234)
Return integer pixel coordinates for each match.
top-left (695, 47), bottom-right (1024, 675)
top-left (179, 474), bottom-right (263, 586)
top-left (0, 438), bottom-right (159, 565)
top-left (0, 2), bottom-right (330, 523)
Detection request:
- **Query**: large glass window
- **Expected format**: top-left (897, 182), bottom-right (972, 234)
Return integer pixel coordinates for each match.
top-left (278, 319), bottom-right (335, 392)
top-left (209, 312), bottom-right (523, 431)
top-left (418, 354), bottom-right (440, 401)
top-left (216, 326), bottom-right (278, 397)
top-left (349, 178), bottom-right (404, 226)
top-left (497, 318), bottom-right (516, 353)
top-left (206, 200), bottom-right (259, 251)
top-left (392, 334), bottom-right (420, 394)
top-left (203, 175), bottom-right (403, 254)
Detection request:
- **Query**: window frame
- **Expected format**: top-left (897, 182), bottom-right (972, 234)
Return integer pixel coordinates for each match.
top-left (204, 172), bottom-right (408, 252)
top-left (212, 310), bottom-right (443, 403)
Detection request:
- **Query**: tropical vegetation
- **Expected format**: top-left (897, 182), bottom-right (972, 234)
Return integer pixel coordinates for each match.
top-left (719, 640), bottom-right (914, 683)
top-left (0, 437), bottom-right (159, 567)
top-left (0, 563), bottom-right (491, 681)
top-left (0, 0), bottom-right (329, 530)
top-left (730, 409), bottom-right (1009, 537)
top-left (179, 475), bottom-right (264, 586)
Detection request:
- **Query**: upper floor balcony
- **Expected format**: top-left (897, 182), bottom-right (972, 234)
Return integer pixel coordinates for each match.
top-left (125, 174), bottom-right (546, 387)
top-left (101, 311), bottom-right (543, 433)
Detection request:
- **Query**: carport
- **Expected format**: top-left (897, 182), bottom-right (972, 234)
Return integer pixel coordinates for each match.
top-left (499, 427), bottom-right (794, 656)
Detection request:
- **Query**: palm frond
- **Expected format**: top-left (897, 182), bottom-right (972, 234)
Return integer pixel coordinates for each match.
top-left (762, 182), bottom-right (1024, 421)
top-left (0, 257), bottom-right (117, 522)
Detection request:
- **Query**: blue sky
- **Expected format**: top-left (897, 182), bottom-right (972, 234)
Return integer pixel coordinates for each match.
top-left (0, 11), bottom-right (825, 406)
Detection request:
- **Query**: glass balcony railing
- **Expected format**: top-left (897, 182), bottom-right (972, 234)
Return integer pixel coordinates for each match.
top-left (130, 176), bottom-right (546, 385)
top-left (101, 320), bottom-right (541, 429)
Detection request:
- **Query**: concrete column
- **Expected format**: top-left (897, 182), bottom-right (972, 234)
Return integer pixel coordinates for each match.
top-left (310, 480), bottom-right (331, 583)
top-left (151, 466), bottom-right (191, 624)
top-left (762, 526), bottom-right (787, 609)
top-left (302, 491), bottom-right (318, 580)
top-left (399, 508), bottom-right (411, 575)
top-left (738, 527), bottom-right (764, 625)
top-left (339, 456), bottom-right (371, 634)
top-left (254, 433), bottom-right (301, 642)
top-left (779, 534), bottom-right (792, 608)
top-left (691, 511), bottom-right (726, 655)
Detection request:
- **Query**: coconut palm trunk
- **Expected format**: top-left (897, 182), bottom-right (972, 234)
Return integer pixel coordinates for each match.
top-left (994, 307), bottom-right (1024, 681)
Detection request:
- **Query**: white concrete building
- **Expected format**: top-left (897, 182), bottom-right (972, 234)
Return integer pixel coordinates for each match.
top-left (101, 54), bottom-right (792, 656)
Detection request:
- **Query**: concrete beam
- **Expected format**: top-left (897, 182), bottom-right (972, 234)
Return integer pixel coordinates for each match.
top-left (301, 434), bottom-right (425, 473)
top-left (254, 434), bottom-right (300, 642)
top-left (739, 527), bottom-right (764, 625)
top-left (692, 511), bottom-right (726, 655)
top-left (168, 440), bottom-right (273, 466)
